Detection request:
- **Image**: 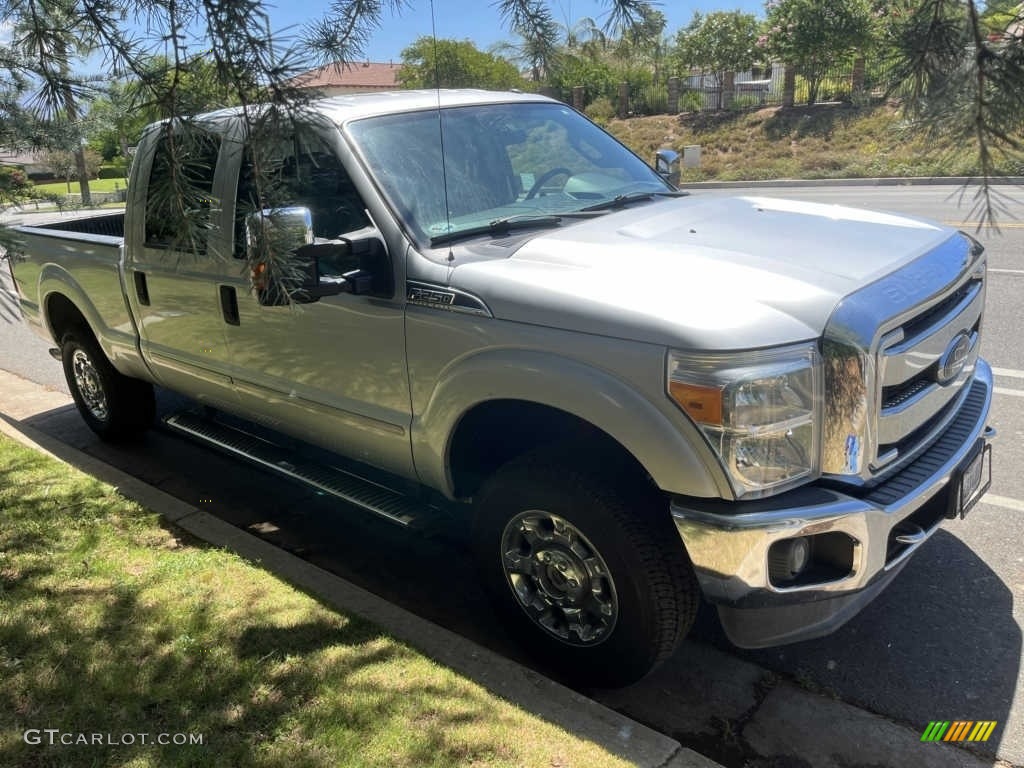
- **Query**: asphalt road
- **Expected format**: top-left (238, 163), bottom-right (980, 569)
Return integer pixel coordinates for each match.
top-left (2, 185), bottom-right (1023, 767)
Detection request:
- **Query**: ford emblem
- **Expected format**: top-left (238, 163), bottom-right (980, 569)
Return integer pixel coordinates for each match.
top-left (936, 331), bottom-right (971, 385)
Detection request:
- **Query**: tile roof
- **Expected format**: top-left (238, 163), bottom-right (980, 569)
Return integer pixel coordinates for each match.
top-left (291, 61), bottom-right (401, 90)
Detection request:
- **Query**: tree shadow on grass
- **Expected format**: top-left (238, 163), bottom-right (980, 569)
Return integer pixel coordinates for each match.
top-left (0, 448), bottom-right (536, 768)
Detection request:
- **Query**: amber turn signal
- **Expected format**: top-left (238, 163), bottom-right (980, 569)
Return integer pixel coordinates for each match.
top-left (669, 381), bottom-right (724, 426)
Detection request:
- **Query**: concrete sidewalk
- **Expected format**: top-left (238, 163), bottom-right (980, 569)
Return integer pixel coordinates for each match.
top-left (0, 368), bottom-right (720, 768)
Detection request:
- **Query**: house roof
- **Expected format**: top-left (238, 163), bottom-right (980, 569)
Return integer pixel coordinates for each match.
top-left (290, 61), bottom-right (400, 90)
top-left (0, 148), bottom-right (45, 167)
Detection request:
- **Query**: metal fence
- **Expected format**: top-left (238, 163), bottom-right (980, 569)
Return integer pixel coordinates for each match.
top-left (547, 60), bottom-right (901, 118)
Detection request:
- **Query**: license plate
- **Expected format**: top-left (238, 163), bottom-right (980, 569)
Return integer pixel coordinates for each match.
top-left (949, 442), bottom-right (992, 520)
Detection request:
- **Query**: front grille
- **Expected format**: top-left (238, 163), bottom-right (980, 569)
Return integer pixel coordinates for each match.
top-left (821, 232), bottom-right (986, 484)
top-left (881, 378), bottom-right (930, 410)
top-left (873, 272), bottom-right (984, 471)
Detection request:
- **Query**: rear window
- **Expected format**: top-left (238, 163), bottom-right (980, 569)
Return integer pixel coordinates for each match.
top-left (144, 130), bottom-right (221, 252)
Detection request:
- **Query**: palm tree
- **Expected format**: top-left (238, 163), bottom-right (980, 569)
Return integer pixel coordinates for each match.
top-left (12, 0), bottom-right (98, 204)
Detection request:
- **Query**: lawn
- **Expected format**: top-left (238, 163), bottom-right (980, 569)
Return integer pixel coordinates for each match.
top-left (31, 177), bottom-right (128, 195)
top-left (0, 435), bottom-right (633, 768)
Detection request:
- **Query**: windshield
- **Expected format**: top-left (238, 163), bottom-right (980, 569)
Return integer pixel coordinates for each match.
top-left (346, 102), bottom-right (672, 246)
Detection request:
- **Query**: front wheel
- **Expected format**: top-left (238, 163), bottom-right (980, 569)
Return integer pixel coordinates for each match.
top-left (61, 330), bottom-right (155, 440)
top-left (474, 447), bottom-right (699, 687)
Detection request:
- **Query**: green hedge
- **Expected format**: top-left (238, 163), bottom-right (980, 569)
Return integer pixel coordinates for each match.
top-left (97, 165), bottom-right (129, 180)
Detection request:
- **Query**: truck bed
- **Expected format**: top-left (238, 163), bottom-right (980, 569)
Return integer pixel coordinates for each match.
top-left (10, 211), bottom-right (136, 374)
top-left (20, 211), bottom-right (125, 239)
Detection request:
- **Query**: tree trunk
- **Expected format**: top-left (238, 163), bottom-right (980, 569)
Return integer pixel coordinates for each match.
top-left (74, 146), bottom-right (92, 206)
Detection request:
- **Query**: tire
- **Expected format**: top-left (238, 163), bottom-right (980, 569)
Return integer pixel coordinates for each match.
top-left (474, 445), bottom-right (699, 688)
top-left (61, 329), bottom-right (155, 440)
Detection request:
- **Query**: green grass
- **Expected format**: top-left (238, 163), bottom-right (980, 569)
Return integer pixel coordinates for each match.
top-left (0, 435), bottom-right (633, 768)
top-left (31, 177), bottom-right (128, 195)
top-left (607, 101), bottom-right (1023, 182)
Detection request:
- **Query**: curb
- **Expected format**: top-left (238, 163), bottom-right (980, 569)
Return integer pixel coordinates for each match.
top-left (0, 370), bottom-right (722, 768)
top-left (678, 176), bottom-right (1024, 190)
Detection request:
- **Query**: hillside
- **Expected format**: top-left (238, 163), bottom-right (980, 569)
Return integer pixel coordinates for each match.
top-left (606, 102), bottom-right (1022, 182)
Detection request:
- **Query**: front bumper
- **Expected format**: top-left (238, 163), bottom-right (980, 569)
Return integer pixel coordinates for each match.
top-left (672, 360), bottom-right (994, 649)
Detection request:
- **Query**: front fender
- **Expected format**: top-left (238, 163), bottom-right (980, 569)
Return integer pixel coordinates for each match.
top-left (411, 347), bottom-right (729, 500)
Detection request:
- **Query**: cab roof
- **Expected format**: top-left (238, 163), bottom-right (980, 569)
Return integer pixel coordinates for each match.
top-left (198, 89), bottom-right (558, 128)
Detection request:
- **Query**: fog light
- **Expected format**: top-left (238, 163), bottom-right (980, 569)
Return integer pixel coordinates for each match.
top-left (769, 537), bottom-right (811, 582)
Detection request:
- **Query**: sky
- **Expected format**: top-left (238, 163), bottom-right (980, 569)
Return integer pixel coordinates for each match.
top-left (3, 1), bottom-right (768, 78)
top-left (260, 0), bottom-right (769, 64)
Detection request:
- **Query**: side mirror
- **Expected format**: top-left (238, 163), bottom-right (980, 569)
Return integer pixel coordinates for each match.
top-left (245, 206), bottom-right (313, 263)
top-left (654, 149), bottom-right (681, 187)
top-left (246, 206), bottom-right (346, 305)
top-left (292, 241), bottom-right (374, 303)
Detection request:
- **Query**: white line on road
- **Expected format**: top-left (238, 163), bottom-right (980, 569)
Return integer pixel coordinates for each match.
top-left (981, 494), bottom-right (1024, 513)
top-left (943, 221), bottom-right (1024, 229)
top-left (989, 268), bottom-right (1024, 275)
top-left (994, 387), bottom-right (1024, 397)
top-left (993, 367), bottom-right (1024, 379)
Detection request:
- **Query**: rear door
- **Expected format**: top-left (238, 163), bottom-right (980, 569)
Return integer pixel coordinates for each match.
top-left (125, 125), bottom-right (243, 409)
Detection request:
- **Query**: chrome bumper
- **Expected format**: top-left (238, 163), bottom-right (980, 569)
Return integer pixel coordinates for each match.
top-left (672, 360), bottom-right (995, 648)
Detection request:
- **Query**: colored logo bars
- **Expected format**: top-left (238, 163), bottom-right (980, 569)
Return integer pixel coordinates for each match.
top-left (921, 721), bottom-right (997, 743)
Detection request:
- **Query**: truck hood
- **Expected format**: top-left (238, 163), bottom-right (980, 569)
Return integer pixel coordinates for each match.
top-left (448, 195), bottom-right (958, 349)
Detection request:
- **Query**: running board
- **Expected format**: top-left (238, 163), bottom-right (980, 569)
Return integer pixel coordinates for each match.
top-left (163, 411), bottom-right (424, 527)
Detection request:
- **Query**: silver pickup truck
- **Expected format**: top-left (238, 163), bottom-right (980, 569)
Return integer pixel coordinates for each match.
top-left (6, 90), bottom-right (994, 686)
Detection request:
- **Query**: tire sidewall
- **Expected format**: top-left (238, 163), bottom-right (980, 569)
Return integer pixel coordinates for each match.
top-left (475, 459), bottom-right (679, 686)
top-left (62, 332), bottom-right (114, 435)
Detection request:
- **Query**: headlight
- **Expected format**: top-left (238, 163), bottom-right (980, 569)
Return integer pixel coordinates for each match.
top-left (667, 343), bottom-right (822, 498)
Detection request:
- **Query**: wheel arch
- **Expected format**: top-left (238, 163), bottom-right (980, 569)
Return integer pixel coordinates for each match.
top-left (412, 348), bottom-right (729, 501)
top-left (45, 291), bottom-right (92, 343)
top-left (447, 399), bottom-right (655, 500)
top-left (40, 268), bottom-right (150, 381)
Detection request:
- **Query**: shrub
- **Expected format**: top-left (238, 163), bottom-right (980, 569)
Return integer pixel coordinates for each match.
top-left (679, 91), bottom-right (705, 113)
top-left (729, 94), bottom-right (762, 112)
top-left (98, 165), bottom-right (129, 179)
top-left (585, 97), bottom-right (616, 125)
top-left (0, 166), bottom-right (33, 204)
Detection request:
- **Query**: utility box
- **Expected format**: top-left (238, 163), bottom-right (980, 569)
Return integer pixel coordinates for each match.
top-left (683, 145), bottom-right (702, 168)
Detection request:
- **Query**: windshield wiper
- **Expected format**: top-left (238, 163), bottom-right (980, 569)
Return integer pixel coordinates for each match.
top-left (578, 190), bottom-right (689, 213)
top-left (429, 214), bottom-right (563, 246)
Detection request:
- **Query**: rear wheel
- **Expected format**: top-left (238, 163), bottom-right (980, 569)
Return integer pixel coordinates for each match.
top-left (61, 330), bottom-right (155, 440)
top-left (474, 446), bottom-right (699, 687)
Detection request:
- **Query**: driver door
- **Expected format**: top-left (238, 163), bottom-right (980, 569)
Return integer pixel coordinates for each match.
top-left (218, 131), bottom-right (414, 480)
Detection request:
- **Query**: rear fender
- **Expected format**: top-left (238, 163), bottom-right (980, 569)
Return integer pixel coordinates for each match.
top-left (38, 260), bottom-right (149, 380)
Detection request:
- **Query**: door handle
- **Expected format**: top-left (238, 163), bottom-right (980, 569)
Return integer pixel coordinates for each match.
top-left (220, 285), bottom-right (240, 326)
top-left (133, 271), bottom-right (150, 306)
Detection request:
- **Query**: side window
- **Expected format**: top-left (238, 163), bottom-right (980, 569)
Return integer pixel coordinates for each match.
top-left (144, 131), bottom-right (221, 252)
top-left (234, 138), bottom-right (369, 262)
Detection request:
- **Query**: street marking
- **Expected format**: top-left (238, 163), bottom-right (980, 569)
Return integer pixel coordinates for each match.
top-left (989, 268), bottom-right (1024, 275)
top-left (981, 494), bottom-right (1024, 513)
top-left (994, 387), bottom-right (1024, 397)
top-left (993, 367), bottom-right (1024, 378)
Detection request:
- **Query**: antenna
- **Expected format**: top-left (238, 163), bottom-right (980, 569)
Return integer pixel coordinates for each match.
top-left (428, 0), bottom-right (455, 266)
